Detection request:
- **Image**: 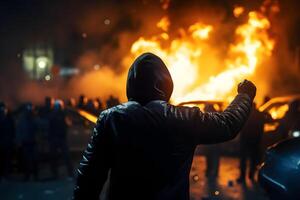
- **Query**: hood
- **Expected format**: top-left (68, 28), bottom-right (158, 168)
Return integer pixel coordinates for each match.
top-left (126, 53), bottom-right (173, 105)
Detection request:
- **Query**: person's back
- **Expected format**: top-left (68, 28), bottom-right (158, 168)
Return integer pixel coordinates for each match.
top-left (73, 53), bottom-right (256, 200)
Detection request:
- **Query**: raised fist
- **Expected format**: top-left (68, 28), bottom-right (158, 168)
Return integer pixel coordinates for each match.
top-left (238, 79), bottom-right (256, 101)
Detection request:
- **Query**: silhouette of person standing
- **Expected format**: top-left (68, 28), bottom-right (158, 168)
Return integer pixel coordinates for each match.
top-left (73, 53), bottom-right (256, 200)
top-left (16, 103), bottom-right (38, 181)
top-left (0, 102), bottom-right (15, 180)
top-left (203, 104), bottom-right (220, 180)
top-left (48, 100), bottom-right (73, 179)
top-left (238, 103), bottom-right (270, 182)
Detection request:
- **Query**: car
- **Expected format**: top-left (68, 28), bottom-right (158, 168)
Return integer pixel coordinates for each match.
top-left (259, 95), bottom-right (300, 147)
top-left (258, 137), bottom-right (300, 200)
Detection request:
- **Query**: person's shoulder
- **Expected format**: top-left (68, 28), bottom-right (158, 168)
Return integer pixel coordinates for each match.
top-left (99, 102), bottom-right (141, 117)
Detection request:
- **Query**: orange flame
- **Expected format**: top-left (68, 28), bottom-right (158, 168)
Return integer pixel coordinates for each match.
top-left (127, 4), bottom-right (276, 104)
top-left (233, 6), bottom-right (245, 18)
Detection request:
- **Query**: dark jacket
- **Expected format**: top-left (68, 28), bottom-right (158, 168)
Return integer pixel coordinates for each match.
top-left (73, 53), bottom-right (253, 200)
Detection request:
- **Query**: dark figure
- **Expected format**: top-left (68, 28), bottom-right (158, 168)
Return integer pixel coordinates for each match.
top-left (277, 100), bottom-right (300, 140)
top-left (238, 103), bottom-right (269, 183)
top-left (96, 98), bottom-right (104, 113)
top-left (86, 99), bottom-right (98, 115)
top-left (16, 103), bottom-right (38, 181)
top-left (262, 96), bottom-right (271, 105)
top-left (38, 96), bottom-right (53, 147)
top-left (39, 96), bottom-right (53, 119)
top-left (77, 95), bottom-right (87, 109)
top-left (73, 53), bottom-right (256, 200)
top-left (48, 100), bottom-right (73, 179)
top-left (0, 102), bottom-right (15, 180)
top-left (106, 95), bottom-right (120, 109)
top-left (203, 104), bottom-right (220, 179)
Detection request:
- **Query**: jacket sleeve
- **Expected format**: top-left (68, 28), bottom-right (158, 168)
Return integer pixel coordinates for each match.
top-left (73, 111), bottom-right (112, 200)
top-left (170, 93), bottom-right (253, 144)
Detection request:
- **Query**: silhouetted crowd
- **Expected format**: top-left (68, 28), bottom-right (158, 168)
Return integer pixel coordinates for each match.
top-left (0, 95), bottom-right (120, 182)
top-left (1, 96), bottom-right (300, 184)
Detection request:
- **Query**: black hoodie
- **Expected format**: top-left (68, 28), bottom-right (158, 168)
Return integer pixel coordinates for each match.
top-left (126, 53), bottom-right (173, 105)
top-left (73, 52), bottom-right (253, 200)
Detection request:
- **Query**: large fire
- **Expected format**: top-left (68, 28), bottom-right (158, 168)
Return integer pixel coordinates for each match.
top-left (127, 4), bottom-right (276, 104)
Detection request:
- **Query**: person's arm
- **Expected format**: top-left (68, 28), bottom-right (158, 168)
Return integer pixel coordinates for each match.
top-left (172, 80), bottom-right (256, 144)
top-left (73, 111), bottom-right (112, 200)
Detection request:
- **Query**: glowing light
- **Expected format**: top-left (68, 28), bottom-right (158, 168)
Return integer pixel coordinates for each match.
top-left (233, 6), bottom-right (245, 18)
top-left (160, 0), bottom-right (170, 10)
top-left (104, 19), bottom-right (111, 25)
top-left (269, 104), bottom-right (289, 120)
top-left (189, 23), bottom-right (213, 40)
top-left (292, 131), bottom-right (300, 138)
top-left (82, 33), bottom-right (87, 38)
top-left (36, 57), bottom-right (48, 69)
top-left (45, 75), bottom-right (51, 81)
top-left (192, 175), bottom-right (199, 181)
top-left (78, 109), bottom-right (97, 124)
top-left (157, 16), bottom-right (170, 32)
top-left (94, 64), bottom-right (100, 70)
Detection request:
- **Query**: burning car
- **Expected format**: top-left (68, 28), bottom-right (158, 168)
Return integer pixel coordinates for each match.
top-left (259, 95), bottom-right (300, 147)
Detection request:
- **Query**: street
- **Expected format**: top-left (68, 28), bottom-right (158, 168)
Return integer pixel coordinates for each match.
top-left (0, 156), bottom-right (268, 200)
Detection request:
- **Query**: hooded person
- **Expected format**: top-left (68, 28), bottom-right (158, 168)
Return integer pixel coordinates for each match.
top-left (73, 53), bottom-right (256, 200)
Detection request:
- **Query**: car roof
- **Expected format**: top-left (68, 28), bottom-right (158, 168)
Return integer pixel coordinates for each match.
top-left (259, 94), bottom-right (300, 112)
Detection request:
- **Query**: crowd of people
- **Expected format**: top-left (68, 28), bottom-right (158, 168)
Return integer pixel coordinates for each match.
top-left (1, 94), bottom-right (299, 185)
top-left (0, 95), bottom-right (120, 182)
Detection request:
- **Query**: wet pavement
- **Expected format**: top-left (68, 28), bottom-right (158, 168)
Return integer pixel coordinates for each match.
top-left (190, 156), bottom-right (268, 200)
top-left (0, 156), bottom-right (269, 200)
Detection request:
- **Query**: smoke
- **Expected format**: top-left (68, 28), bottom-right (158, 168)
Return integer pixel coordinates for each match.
top-left (2, 0), bottom-right (300, 108)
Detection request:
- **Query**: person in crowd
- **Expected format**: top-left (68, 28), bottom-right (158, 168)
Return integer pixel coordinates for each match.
top-left (106, 95), bottom-right (120, 109)
top-left (0, 102), bottom-right (15, 181)
top-left (73, 53), bottom-right (256, 200)
top-left (86, 99), bottom-right (99, 115)
top-left (66, 98), bottom-right (76, 108)
top-left (16, 103), bottom-right (38, 181)
top-left (39, 97), bottom-right (53, 120)
top-left (237, 103), bottom-right (271, 183)
top-left (48, 100), bottom-right (73, 179)
top-left (95, 98), bottom-right (104, 114)
top-left (38, 96), bottom-right (54, 151)
top-left (203, 104), bottom-right (221, 180)
top-left (77, 95), bottom-right (87, 109)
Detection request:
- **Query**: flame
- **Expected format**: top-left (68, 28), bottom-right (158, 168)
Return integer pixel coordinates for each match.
top-left (128, 4), bottom-right (276, 104)
top-left (157, 16), bottom-right (170, 32)
top-left (233, 6), bottom-right (245, 18)
top-left (269, 104), bottom-right (289, 120)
